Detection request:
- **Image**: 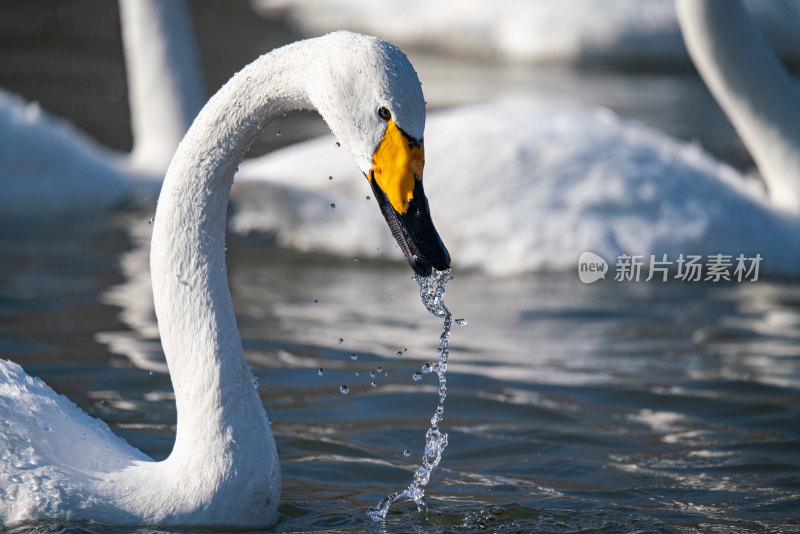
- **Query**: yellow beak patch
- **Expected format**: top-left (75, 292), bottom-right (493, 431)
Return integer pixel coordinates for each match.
top-left (369, 120), bottom-right (423, 215)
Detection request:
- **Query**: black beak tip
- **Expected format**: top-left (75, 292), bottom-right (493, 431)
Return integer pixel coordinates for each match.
top-left (368, 172), bottom-right (450, 278)
top-left (409, 247), bottom-right (451, 277)
top-left (411, 260), bottom-right (432, 277)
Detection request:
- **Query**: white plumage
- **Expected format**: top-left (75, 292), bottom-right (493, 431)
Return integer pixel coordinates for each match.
top-left (0, 31), bottom-right (427, 527)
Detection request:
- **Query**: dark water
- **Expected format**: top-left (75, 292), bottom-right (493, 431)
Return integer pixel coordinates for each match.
top-left (1, 210), bottom-right (799, 533)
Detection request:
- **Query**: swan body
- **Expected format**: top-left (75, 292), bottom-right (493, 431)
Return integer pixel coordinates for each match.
top-left (0, 91), bottom-right (133, 214)
top-left (0, 0), bottom-right (204, 216)
top-left (0, 31), bottom-right (449, 527)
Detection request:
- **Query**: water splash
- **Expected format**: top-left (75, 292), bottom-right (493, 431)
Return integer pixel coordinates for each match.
top-left (368, 268), bottom-right (464, 522)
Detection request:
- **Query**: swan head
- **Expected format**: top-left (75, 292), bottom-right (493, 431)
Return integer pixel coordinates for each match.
top-left (306, 31), bottom-right (450, 276)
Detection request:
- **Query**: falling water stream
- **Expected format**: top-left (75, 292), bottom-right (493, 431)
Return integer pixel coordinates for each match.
top-left (368, 268), bottom-right (465, 522)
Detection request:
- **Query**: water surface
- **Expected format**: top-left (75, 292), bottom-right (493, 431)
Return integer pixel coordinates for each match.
top-left (1, 212), bottom-right (798, 533)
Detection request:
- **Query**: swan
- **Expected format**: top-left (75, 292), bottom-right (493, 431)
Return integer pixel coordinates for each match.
top-left (231, 0), bottom-right (800, 276)
top-left (0, 31), bottom-right (450, 527)
top-left (0, 0), bottom-right (205, 216)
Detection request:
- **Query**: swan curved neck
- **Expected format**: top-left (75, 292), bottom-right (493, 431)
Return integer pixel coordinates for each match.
top-left (676, 0), bottom-right (800, 213)
top-left (150, 42), bottom-right (313, 467)
top-left (119, 0), bottom-right (206, 173)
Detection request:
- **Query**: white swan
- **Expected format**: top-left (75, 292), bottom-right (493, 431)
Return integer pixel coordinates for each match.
top-left (0, 0), bottom-right (205, 216)
top-left (0, 31), bottom-right (449, 527)
top-left (231, 0), bottom-right (800, 276)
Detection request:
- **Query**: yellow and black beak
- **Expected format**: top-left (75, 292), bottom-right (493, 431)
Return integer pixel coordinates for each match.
top-left (368, 120), bottom-right (450, 277)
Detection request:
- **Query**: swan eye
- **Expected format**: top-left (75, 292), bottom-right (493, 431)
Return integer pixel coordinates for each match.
top-left (378, 106), bottom-right (391, 121)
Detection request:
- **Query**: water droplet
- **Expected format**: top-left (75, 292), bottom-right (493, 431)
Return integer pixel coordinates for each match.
top-left (335, 141), bottom-right (341, 147)
top-left (317, 368), bottom-right (324, 376)
top-left (328, 175), bottom-right (333, 181)
top-left (354, 257), bottom-right (359, 262)
top-left (339, 385), bottom-right (349, 395)
top-left (370, 381), bottom-right (377, 388)
top-left (455, 318), bottom-right (468, 326)
top-left (413, 371), bottom-right (423, 381)
top-left (403, 449), bottom-right (411, 457)
top-left (276, 131), bottom-right (282, 137)
top-left (338, 338), bottom-right (344, 345)
top-left (313, 299), bottom-right (319, 305)
top-left (366, 195), bottom-right (371, 200)
top-left (148, 371), bottom-right (153, 376)
top-left (350, 353), bottom-right (358, 361)
top-left (281, 113), bottom-right (287, 118)
top-left (376, 366), bottom-right (383, 374)
top-left (355, 370), bottom-right (360, 376)
top-left (396, 350), bottom-right (403, 358)
top-left (369, 370), bottom-right (376, 378)
top-left (330, 203), bottom-right (336, 209)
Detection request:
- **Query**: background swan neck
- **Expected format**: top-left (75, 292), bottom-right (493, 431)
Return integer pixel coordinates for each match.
top-left (676, 0), bottom-right (800, 213)
top-left (149, 42), bottom-right (314, 471)
top-left (119, 0), bottom-right (206, 173)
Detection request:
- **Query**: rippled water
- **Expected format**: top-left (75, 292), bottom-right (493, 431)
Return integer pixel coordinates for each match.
top-left (1, 210), bottom-right (799, 533)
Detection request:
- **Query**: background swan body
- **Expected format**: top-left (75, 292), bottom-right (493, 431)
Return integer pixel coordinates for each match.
top-left (0, 90), bottom-right (133, 214)
top-left (0, 0), bottom-right (204, 217)
top-left (233, 100), bottom-right (800, 276)
top-left (0, 31), bottom-right (435, 527)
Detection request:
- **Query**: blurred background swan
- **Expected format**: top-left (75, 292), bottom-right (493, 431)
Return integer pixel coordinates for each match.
top-left (0, 0), bottom-right (204, 216)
